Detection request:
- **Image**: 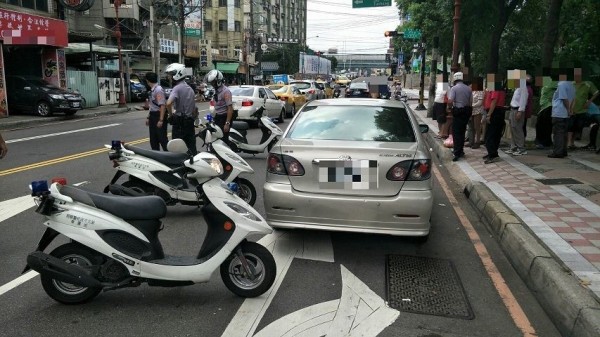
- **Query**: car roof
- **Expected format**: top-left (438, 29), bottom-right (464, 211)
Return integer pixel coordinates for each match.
top-left (305, 98), bottom-right (404, 107)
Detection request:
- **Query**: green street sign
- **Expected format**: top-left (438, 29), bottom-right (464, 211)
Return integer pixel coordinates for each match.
top-left (352, 0), bottom-right (391, 8)
top-left (404, 28), bottom-right (422, 40)
top-left (185, 28), bottom-right (202, 37)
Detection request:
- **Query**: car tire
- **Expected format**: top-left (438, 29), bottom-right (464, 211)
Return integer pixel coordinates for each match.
top-left (36, 101), bottom-right (53, 117)
top-left (277, 108), bottom-right (285, 124)
top-left (291, 104), bottom-right (296, 117)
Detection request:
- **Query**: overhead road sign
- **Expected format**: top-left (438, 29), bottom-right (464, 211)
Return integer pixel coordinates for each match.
top-left (352, 0), bottom-right (391, 8)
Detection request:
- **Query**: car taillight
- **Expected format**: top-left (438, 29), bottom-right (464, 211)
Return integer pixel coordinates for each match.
top-left (308, 89), bottom-right (315, 94)
top-left (280, 96), bottom-right (287, 101)
top-left (241, 100), bottom-right (253, 107)
top-left (267, 154), bottom-right (305, 176)
top-left (386, 159), bottom-right (431, 181)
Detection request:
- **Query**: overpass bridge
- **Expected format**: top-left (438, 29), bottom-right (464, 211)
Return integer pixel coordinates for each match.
top-left (326, 54), bottom-right (390, 73)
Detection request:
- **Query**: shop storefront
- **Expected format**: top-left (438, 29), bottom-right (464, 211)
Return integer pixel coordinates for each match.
top-left (0, 7), bottom-right (68, 117)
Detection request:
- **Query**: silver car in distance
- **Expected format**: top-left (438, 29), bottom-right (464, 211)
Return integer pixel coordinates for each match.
top-left (263, 98), bottom-right (433, 239)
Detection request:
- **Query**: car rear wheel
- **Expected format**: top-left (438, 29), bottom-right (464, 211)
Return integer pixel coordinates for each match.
top-left (277, 108), bottom-right (285, 124)
top-left (36, 101), bottom-right (53, 117)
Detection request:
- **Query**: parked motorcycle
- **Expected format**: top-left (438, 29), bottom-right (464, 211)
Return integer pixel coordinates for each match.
top-left (103, 139), bottom-right (225, 206)
top-left (196, 115), bottom-right (257, 205)
top-left (25, 177), bottom-right (276, 304)
top-left (229, 116), bottom-right (284, 155)
top-left (333, 88), bottom-right (341, 98)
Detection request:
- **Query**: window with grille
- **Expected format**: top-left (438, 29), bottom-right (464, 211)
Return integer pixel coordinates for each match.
top-left (219, 20), bottom-right (227, 31)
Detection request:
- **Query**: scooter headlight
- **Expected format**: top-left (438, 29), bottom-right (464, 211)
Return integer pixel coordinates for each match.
top-left (203, 158), bottom-right (223, 175)
top-left (223, 201), bottom-right (262, 222)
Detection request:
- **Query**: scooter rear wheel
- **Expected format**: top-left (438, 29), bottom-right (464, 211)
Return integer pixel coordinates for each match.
top-left (220, 241), bottom-right (276, 298)
top-left (235, 178), bottom-right (257, 206)
top-left (40, 243), bottom-right (103, 304)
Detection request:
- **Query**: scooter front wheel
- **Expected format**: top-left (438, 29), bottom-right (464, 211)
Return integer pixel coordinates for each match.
top-left (220, 241), bottom-right (276, 298)
top-left (40, 243), bottom-right (103, 304)
top-left (235, 178), bottom-right (257, 206)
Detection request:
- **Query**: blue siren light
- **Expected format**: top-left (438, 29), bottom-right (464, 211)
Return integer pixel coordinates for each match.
top-left (31, 180), bottom-right (50, 196)
top-left (205, 114), bottom-right (213, 122)
top-left (111, 140), bottom-right (122, 150)
top-left (227, 182), bottom-right (239, 193)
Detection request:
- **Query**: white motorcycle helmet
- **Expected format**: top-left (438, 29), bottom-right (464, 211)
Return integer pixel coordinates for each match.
top-left (165, 63), bottom-right (186, 81)
top-left (206, 69), bottom-right (224, 87)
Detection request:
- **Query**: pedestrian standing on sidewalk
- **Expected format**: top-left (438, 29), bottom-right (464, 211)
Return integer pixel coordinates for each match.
top-left (432, 81), bottom-right (449, 138)
top-left (0, 131), bottom-right (7, 159)
top-left (166, 63), bottom-right (198, 155)
top-left (468, 77), bottom-right (484, 149)
top-left (506, 73), bottom-right (529, 156)
top-left (447, 72), bottom-right (472, 161)
top-left (145, 72), bottom-right (168, 151)
top-left (548, 78), bottom-right (576, 158)
top-left (535, 79), bottom-right (557, 149)
top-left (522, 75), bottom-right (534, 140)
top-left (483, 75), bottom-right (507, 164)
top-left (568, 69), bottom-right (599, 149)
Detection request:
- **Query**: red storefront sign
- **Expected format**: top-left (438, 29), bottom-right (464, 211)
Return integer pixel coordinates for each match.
top-left (0, 8), bottom-right (68, 47)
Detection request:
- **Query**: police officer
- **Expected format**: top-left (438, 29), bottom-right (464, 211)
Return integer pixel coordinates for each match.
top-left (206, 69), bottom-right (234, 143)
top-left (447, 72), bottom-right (473, 161)
top-left (165, 63), bottom-right (198, 155)
top-left (145, 72), bottom-right (168, 151)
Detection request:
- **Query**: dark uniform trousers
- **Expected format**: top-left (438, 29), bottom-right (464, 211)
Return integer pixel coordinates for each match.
top-left (148, 110), bottom-right (168, 151)
top-left (171, 114), bottom-right (197, 155)
top-left (484, 108), bottom-right (506, 158)
top-left (452, 106), bottom-right (472, 157)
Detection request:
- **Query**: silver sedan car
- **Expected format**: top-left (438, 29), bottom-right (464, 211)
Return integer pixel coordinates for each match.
top-left (263, 98), bottom-right (433, 238)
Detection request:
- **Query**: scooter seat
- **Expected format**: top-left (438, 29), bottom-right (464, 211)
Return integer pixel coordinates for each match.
top-left (232, 121), bottom-right (249, 131)
top-left (123, 144), bottom-right (189, 167)
top-left (60, 185), bottom-right (167, 220)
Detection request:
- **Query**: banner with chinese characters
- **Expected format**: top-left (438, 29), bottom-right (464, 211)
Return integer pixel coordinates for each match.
top-left (42, 49), bottom-right (59, 86)
top-left (160, 38), bottom-right (179, 55)
top-left (184, 39), bottom-right (200, 58)
top-left (0, 47), bottom-right (6, 117)
top-left (0, 8), bottom-right (68, 47)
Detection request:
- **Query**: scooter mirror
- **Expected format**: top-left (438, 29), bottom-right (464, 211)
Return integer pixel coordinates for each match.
top-left (167, 139), bottom-right (188, 153)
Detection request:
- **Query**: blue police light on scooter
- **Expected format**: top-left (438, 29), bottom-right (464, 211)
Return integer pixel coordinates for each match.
top-left (227, 182), bottom-right (239, 193)
top-left (31, 180), bottom-right (50, 197)
top-left (206, 114), bottom-right (213, 122)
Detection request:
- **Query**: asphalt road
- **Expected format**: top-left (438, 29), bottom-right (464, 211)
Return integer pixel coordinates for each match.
top-left (0, 103), bottom-right (561, 337)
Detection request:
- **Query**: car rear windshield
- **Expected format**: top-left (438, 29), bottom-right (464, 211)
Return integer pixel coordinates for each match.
top-left (288, 105), bottom-right (416, 142)
top-left (349, 82), bottom-right (368, 90)
top-left (230, 87), bottom-right (255, 96)
top-left (290, 82), bottom-right (310, 90)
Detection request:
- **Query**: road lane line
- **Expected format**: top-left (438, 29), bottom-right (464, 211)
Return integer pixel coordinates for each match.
top-left (433, 165), bottom-right (537, 337)
top-left (0, 138), bottom-right (148, 176)
top-left (0, 195), bottom-right (36, 222)
top-left (5, 124), bottom-right (122, 143)
top-left (0, 271), bottom-right (38, 296)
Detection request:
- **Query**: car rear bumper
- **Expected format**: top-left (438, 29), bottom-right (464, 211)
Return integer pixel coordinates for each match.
top-left (263, 182), bottom-right (433, 236)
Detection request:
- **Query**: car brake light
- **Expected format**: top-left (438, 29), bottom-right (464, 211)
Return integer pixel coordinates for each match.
top-left (386, 160), bottom-right (431, 181)
top-left (267, 154), bottom-right (305, 176)
top-left (241, 100), bottom-right (253, 107)
top-left (308, 89), bottom-right (315, 94)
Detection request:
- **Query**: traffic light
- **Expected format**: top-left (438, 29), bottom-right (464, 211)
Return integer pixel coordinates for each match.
top-left (384, 31), bottom-right (398, 37)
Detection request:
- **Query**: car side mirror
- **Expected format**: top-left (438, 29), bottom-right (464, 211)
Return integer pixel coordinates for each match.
top-left (419, 124), bottom-right (429, 134)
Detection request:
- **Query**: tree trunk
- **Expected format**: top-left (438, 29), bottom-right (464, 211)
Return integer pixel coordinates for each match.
top-left (542, 0), bottom-right (563, 68)
top-left (463, 38), bottom-right (471, 80)
top-left (487, 0), bottom-right (522, 74)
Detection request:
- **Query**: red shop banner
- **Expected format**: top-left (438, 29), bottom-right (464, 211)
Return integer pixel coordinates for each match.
top-left (0, 8), bottom-right (68, 47)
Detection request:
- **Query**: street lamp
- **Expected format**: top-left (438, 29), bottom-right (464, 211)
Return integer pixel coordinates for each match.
top-left (94, 0), bottom-right (127, 108)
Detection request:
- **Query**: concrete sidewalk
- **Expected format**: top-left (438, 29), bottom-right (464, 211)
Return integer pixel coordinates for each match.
top-left (403, 88), bottom-right (600, 337)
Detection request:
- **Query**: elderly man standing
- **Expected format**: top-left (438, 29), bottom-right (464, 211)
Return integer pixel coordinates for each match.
top-left (548, 76), bottom-right (576, 158)
top-left (506, 73), bottom-right (530, 156)
top-left (447, 72), bottom-right (473, 162)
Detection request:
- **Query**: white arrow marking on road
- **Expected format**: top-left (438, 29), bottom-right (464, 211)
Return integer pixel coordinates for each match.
top-left (5, 124), bottom-right (121, 143)
top-left (221, 230), bottom-right (334, 337)
top-left (254, 265), bottom-right (400, 337)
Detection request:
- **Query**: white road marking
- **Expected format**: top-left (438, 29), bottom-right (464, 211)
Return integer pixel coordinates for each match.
top-left (0, 195), bottom-right (36, 222)
top-left (255, 265), bottom-right (399, 337)
top-left (0, 271), bottom-right (38, 296)
top-left (5, 124), bottom-right (121, 143)
top-left (222, 230), bottom-right (334, 337)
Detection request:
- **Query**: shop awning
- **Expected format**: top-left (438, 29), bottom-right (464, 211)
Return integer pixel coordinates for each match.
top-left (216, 62), bottom-right (239, 74)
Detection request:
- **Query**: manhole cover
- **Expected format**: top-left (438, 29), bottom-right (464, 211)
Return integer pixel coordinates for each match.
top-left (386, 255), bottom-right (474, 319)
top-left (536, 178), bottom-right (583, 185)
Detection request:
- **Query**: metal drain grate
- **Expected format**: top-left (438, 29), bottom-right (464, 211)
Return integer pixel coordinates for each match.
top-left (386, 255), bottom-right (474, 319)
top-left (536, 178), bottom-right (582, 185)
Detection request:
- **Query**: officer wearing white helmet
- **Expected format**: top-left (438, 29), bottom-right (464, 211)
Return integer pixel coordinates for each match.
top-left (206, 69), bottom-right (234, 143)
top-left (166, 63), bottom-right (198, 154)
top-left (447, 71), bottom-right (473, 161)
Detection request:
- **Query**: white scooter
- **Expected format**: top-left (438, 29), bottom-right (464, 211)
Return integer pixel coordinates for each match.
top-left (229, 116), bottom-right (283, 155)
top-left (103, 138), bottom-right (253, 206)
top-left (196, 115), bottom-right (257, 205)
top-left (24, 177), bottom-right (276, 304)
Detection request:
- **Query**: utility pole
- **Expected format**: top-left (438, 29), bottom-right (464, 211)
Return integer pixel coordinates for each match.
top-left (415, 40), bottom-right (426, 110)
top-left (179, 0), bottom-right (184, 64)
top-left (427, 36), bottom-right (439, 118)
top-left (150, 2), bottom-right (157, 73)
top-left (451, 0), bottom-right (461, 73)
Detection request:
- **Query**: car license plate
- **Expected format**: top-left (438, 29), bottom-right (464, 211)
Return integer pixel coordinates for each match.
top-left (317, 160), bottom-right (378, 189)
top-left (72, 102), bottom-right (80, 107)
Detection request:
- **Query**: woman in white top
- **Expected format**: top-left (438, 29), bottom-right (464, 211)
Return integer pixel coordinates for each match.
top-left (433, 82), bottom-right (450, 138)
